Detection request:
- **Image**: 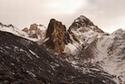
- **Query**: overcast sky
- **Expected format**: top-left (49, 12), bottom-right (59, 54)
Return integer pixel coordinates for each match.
top-left (0, 0), bottom-right (125, 33)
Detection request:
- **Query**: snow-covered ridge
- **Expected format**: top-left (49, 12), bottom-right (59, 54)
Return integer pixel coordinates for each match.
top-left (0, 22), bottom-right (27, 37)
top-left (0, 22), bottom-right (46, 42)
top-left (70, 28), bottom-right (125, 83)
top-left (0, 15), bottom-right (125, 83)
top-left (99, 29), bottom-right (125, 83)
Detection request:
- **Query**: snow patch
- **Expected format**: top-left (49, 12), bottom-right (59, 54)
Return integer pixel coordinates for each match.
top-left (29, 49), bottom-right (40, 58)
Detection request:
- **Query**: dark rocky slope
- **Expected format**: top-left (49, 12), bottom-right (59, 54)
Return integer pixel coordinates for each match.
top-left (0, 31), bottom-right (116, 84)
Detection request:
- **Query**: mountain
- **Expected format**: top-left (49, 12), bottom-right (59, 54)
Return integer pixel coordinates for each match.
top-left (68, 15), bottom-right (104, 33)
top-left (0, 15), bottom-right (125, 84)
top-left (0, 31), bottom-right (116, 84)
top-left (66, 15), bottom-right (106, 56)
top-left (96, 29), bottom-right (125, 83)
top-left (64, 15), bottom-right (106, 55)
top-left (66, 15), bottom-right (125, 83)
top-left (0, 22), bottom-right (27, 37)
top-left (22, 23), bottom-right (46, 41)
top-left (0, 22), bottom-right (43, 42)
top-left (43, 19), bottom-right (72, 54)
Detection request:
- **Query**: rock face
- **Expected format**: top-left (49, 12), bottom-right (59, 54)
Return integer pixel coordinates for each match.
top-left (0, 31), bottom-right (116, 84)
top-left (45, 19), bottom-right (71, 54)
top-left (22, 23), bottom-right (46, 41)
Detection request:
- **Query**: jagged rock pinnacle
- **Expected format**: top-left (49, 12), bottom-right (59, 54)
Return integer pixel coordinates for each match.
top-left (44, 18), bottom-right (72, 54)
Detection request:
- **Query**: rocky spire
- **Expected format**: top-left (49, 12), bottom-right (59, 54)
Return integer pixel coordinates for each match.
top-left (45, 19), bottom-right (72, 54)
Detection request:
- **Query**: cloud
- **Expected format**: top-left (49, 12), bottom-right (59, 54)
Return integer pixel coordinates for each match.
top-left (0, 0), bottom-right (125, 33)
top-left (44, 0), bottom-right (88, 14)
top-left (78, 0), bottom-right (125, 33)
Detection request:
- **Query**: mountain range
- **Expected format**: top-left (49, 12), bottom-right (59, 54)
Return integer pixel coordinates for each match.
top-left (0, 15), bottom-right (125, 84)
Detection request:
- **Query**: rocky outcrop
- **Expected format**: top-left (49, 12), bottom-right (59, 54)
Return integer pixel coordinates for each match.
top-left (22, 23), bottom-right (46, 40)
top-left (0, 31), bottom-right (117, 84)
top-left (22, 27), bottom-right (28, 33)
top-left (44, 19), bottom-right (72, 54)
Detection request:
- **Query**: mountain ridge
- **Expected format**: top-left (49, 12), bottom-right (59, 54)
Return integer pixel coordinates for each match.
top-left (0, 15), bottom-right (125, 83)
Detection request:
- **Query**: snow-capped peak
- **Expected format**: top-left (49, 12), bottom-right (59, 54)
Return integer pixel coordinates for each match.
top-left (69, 15), bottom-right (104, 34)
top-left (65, 15), bottom-right (105, 55)
top-left (74, 15), bottom-right (94, 27)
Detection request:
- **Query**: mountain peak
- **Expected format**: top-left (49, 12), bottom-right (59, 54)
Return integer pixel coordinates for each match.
top-left (44, 18), bottom-right (71, 54)
top-left (22, 23), bottom-right (46, 41)
top-left (69, 15), bottom-right (104, 34)
top-left (0, 16), bottom-right (124, 83)
top-left (67, 15), bottom-right (104, 45)
top-left (70, 15), bottom-right (94, 29)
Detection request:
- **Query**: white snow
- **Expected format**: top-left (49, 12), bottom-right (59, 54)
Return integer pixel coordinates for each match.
top-left (0, 25), bottom-right (28, 37)
top-left (29, 49), bottom-right (40, 58)
top-left (26, 71), bottom-right (36, 77)
top-left (64, 43), bottom-right (82, 55)
top-left (65, 26), bottom-right (103, 55)
top-left (94, 29), bottom-right (125, 83)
